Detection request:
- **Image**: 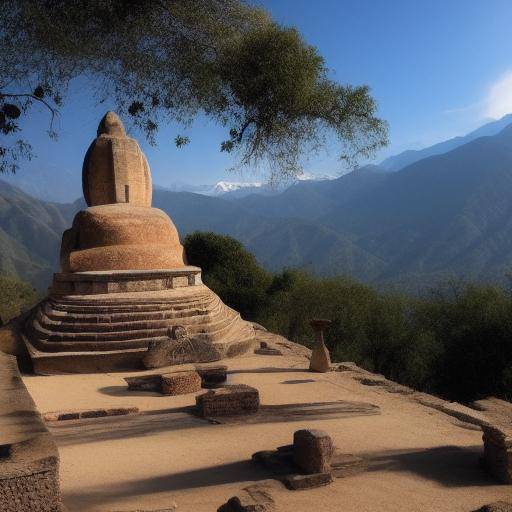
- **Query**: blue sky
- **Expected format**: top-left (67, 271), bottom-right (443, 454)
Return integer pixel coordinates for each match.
top-left (11, 0), bottom-right (512, 187)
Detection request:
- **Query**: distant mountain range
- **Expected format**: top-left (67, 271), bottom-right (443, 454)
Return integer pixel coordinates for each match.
top-left (379, 113), bottom-right (512, 172)
top-left (2, 115), bottom-right (512, 293)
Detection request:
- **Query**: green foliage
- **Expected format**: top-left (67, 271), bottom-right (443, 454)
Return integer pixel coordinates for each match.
top-left (0, 0), bottom-right (387, 176)
top-left (187, 231), bottom-right (512, 403)
top-left (0, 274), bottom-right (38, 324)
top-left (184, 231), bottom-right (272, 320)
top-left (216, 24), bottom-right (387, 178)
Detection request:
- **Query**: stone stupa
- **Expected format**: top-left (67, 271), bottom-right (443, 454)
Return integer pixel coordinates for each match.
top-left (22, 112), bottom-right (255, 374)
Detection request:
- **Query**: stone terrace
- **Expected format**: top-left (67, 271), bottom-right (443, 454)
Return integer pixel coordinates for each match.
top-left (20, 333), bottom-right (512, 512)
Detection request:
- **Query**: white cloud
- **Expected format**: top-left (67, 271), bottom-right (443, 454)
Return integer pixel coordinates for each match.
top-left (444, 71), bottom-right (512, 121)
top-left (484, 71), bottom-right (512, 119)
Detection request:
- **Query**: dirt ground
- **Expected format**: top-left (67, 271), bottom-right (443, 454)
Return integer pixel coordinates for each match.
top-left (23, 338), bottom-right (511, 512)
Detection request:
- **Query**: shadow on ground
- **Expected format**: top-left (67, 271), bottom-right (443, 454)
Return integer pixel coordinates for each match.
top-left (364, 445), bottom-right (493, 487)
top-left (63, 459), bottom-right (270, 510)
top-left (49, 400), bottom-right (380, 446)
top-left (98, 385), bottom-right (161, 397)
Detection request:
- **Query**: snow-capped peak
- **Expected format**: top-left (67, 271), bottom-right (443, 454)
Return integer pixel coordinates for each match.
top-left (211, 181), bottom-right (264, 195)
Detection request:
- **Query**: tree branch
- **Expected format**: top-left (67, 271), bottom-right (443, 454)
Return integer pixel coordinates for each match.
top-left (1, 92), bottom-right (58, 131)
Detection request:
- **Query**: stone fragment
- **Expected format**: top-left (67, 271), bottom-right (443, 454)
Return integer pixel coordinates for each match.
top-left (161, 370), bottom-right (202, 396)
top-left (254, 341), bottom-right (282, 356)
top-left (143, 326), bottom-right (224, 369)
top-left (44, 407), bottom-right (139, 422)
top-left (104, 407), bottom-right (139, 417)
top-left (293, 429), bottom-right (334, 474)
top-left (309, 341), bottom-right (331, 372)
top-left (124, 374), bottom-right (163, 392)
top-left (196, 385), bottom-right (260, 417)
top-left (143, 326), bottom-right (187, 369)
top-left (283, 472), bottom-right (333, 490)
top-left (217, 482), bottom-right (276, 511)
top-left (474, 503), bottom-right (512, 512)
top-left (195, 364), bottom-right (228, 388)
top-left (481, 424), bottom-right (512, 483)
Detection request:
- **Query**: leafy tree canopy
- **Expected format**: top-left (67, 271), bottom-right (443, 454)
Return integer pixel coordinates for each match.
top-left (184, 231), bottom-right (271, 319)
top-left (0, 0), bottom-right (388, 176)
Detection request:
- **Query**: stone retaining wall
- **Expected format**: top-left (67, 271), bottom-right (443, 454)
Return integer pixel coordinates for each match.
top-left (0, 351), bottom-right (62, 511)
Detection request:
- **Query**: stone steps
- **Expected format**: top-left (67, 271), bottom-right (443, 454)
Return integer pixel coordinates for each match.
top-left (32, 308), bottom-right (236, 343)
top-left (38, 299), bottom-right (222, 329)
top-left (23, 285), bottom-right (256, 373)
top-left (47, 295), bottom-right (213, 313)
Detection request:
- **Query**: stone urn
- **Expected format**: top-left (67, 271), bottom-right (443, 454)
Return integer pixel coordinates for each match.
top-left (309, 318), bottom-right (332, 373)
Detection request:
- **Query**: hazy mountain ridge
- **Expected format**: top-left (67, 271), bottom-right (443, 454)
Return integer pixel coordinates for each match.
top-left (380, 113), bottom-right (512, 171)
top-left (3, 122), bottom-right (512, 292)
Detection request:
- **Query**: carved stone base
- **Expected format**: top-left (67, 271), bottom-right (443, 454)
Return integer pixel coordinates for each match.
top-left (23, 275), bottom-right (255, 375)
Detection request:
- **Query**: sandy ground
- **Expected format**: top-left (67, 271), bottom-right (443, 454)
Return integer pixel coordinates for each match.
top-left (23, 343), bottom-right (511, 512)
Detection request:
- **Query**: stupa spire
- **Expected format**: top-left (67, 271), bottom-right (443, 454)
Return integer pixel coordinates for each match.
top-left (82, 111), bottom-right (152, 207)
top-left (97, 111), bottom-right (126, 137)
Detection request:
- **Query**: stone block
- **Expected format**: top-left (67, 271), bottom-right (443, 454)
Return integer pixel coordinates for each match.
top-left (125, 374), bottom-right (163, 392)
top-left (309, 341), bottom-right (331, 373)
top-left (195, 364), bottom-right (228, 388)
top-left (196, 385), bottom-right (260, 417)
top-left (482, 424), bottom-right (512, 483)
top-left (283, 472), bottom-right (333, 490)
top-left (293, 429), bottom-right (334, 474)
top-left (161, 370), bottom-right (202, 395)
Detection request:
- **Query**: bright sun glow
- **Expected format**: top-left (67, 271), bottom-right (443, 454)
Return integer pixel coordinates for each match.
top-left (485, 71), bottom-right (512, 119)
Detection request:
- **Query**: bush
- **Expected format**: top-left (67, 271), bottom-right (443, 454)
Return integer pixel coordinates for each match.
top-left (0, 274), bottom-right (38, 324)
top-left (184, 231), bottom-right (272, 320)
top-left (184, 231), bottom-right (512, 403)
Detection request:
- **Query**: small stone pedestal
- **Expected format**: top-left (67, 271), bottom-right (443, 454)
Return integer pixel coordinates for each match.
top-left (309, 319), bottom-right (332, 373)
top-left (252, 428), bottom-right (366, 490)
top-left (196, 385), bottom-right (260, 418)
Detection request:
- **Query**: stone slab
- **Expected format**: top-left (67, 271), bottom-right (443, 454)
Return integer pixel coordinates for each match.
top-left (196, 385), bottom-right (260, 418)
top-left (43, 407), bottom-right (139, 422)
top-left (283, 471), bottom-right (333, 490)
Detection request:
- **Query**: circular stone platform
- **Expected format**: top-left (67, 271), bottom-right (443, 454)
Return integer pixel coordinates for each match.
top-left (51, 267), bottom-right (202, 296)
top-left (23, 269), bottom-right (255, 375)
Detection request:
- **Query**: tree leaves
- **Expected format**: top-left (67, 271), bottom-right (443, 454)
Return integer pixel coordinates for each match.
top-left (1, 0), bottom-right (388, 177)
